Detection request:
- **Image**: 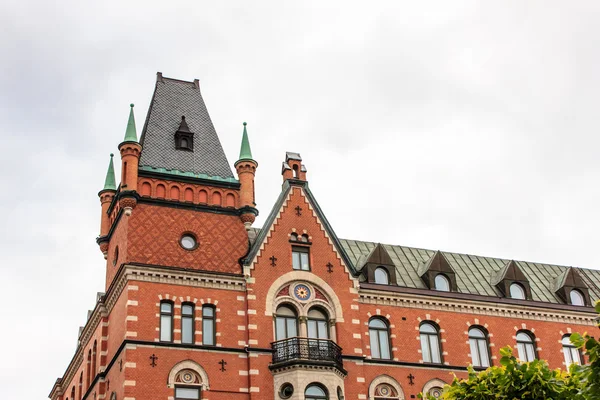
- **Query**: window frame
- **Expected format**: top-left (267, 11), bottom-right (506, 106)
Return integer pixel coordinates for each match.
top-left (468, 326), bottom-right (491, 368)
top-left (181, 302), bottom-right (195, 345)
top-left (516, 330), bottom-right (537, 362)
top-left (562, 335), bottom-right (583, 366)
top-left (291, 245), bottom-right (311, 271)
top-left (307, 307), bottom-right (329, 339)
top-left (570, 289), bottom-right (586, 306)
top-left (160, 300), bottom-right (174, 343)
top-left (174, 385), bottom-right (201, 400)
top-left (419, 322), bottom-right (443, 364)
top-left (305, 383), bottom-right (328, 400)
top-left (274, 304), bottom-right (299, 341)
top-left (434, 274), bottom-right (450, 292)
top-left (509, 282), bottom-right (526, 300)
top-left (368, 317), bottom-right (392, 360)
top-left (202, 305), bottom-right (216, 346)
top-left (374, 267), bottom-right (390, 285)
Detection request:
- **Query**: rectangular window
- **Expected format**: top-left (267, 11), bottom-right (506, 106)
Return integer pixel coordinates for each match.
top-left (292, 246), bottom-right (310, 271)
top-left (181, 304), bottom-right (194, 344)
top-left (202, 306), bottom-right (215, 345)
top-left (160, 302), bottom-right (173, 342)
top-left (175, 387), bottom-right (200, 400)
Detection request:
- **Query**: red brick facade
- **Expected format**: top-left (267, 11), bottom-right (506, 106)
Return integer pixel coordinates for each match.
top-left (50, 80), bottom-right (598, 400)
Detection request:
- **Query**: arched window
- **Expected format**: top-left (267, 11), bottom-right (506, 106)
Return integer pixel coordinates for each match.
top-left (562, 335), bottom-right (582, 366)
top-left (305, 384), bottom-right (328, 400)
top-left (174, 369), bottom-right (202, 400)
top-left (373, 383), bottom-right (399, 399)
top-left (290, 232), bottom-right (298, 241)
top-left (78, 372), bottom-right (83, 400)
top-left (369, 318), bottom-right (391, 359)
top-left (71, 386), bottom-right (75, 400)
top-left (420, 322), bottom-right (442, 363)
top-left (181, 303), bottom-right (194, 344)
top-left (86, 349), bottom-right (92, 388)
top-left (468, 327), bottom-right (490, 367)
top-left (374, 267), bottom-right (390, 285)
top-left (160, 301), bottom-right (174, 342)
top-left (516, 331), bottom-right (537, 362)
top-left (509, 283), bottom-right (526, 300)
top-left (275, 305), bottom-right (298, 341)
top-left (301, 234), bottom-right (309, 243)
top-left (293, 165), bottom-right (299, 178)
top-left (570, 289), bottom-right (585, 306)
top-left (202, 305), bottom-right (216, 346)
top-left (92, 340), bottom-right (97, 377)
top-left (434, 274), bottom-right (450, 292)
top-left (307, 308), bottom-right (329, 339)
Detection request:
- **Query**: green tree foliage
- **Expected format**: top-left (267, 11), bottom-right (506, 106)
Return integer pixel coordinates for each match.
top-left (420, 301), bottom-right (600, 400)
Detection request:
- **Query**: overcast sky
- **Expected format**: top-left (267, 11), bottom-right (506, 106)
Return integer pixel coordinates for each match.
top-left (2, 1), bottom-right (600, 398)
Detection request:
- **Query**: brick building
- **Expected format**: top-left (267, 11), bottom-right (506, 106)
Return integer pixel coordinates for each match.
top-left (50, 73), bottom-right (600, 400)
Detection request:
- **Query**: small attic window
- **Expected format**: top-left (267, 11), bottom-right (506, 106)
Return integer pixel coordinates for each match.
top-left (175, 116), bottom-right (194, 151)
top-left (374, 267), bottom-right (389, 285)
top-left (510, 283), bottom-right (526, 300)
top-left (570, 289), bottom-right (585, 306)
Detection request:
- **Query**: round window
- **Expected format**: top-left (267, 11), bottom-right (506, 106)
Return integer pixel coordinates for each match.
top-left (429, 387), bottom-right (443, 398)
top-left (279, 383), bottom-right (294, 399)
top-left (180, 234), bottom-right (198, 250)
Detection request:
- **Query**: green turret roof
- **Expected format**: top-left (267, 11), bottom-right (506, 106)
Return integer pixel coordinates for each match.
top-left (103, 153), bottom-right (116, 191)
top-left (123, 103), bottom-right (137, 142)
top-left (238, 122), bottom-right (253, 161)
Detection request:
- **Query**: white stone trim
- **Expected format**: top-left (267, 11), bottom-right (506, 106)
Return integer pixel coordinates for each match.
top-left (368, 374), bottom-right (405, 399)
top-left (167, 360), bottom-right (210, 390)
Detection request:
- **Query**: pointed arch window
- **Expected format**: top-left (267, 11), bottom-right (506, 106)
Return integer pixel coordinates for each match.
top-left (468, 327), bottom-right (490, 367)
top-left (160, 301), bottom-right (174, 342)
top-left (516, 331), bottom-right (537, 362)
top-left (182, 303), bottom-right (195, 344)
top-left (374, 267), bottom-right (390, 285)
top-left (305, 384), bottom-right (328, 400)
top-left (369, 318), bottom-right (391, 359)
top-left (420, 322), bottom-right (442, 363)
top-left (275, 305), bottom-right (298, 341)
top-left (562, 335), bottom-right (582, 366)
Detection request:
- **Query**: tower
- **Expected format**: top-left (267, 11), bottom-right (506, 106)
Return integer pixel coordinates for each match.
top-left (235, 122), bottom-right (258, 229)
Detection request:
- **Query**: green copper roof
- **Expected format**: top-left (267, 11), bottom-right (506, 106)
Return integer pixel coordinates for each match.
top-left (238, 122), bottom-right (253, 161)
top-left (103, 153), bottom-right (116, 191)
top-left (123, 103), bottom-right (138, 142)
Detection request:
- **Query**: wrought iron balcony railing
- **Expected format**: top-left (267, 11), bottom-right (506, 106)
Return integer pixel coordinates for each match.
top-left (270, 337), bottom-right (344, 371)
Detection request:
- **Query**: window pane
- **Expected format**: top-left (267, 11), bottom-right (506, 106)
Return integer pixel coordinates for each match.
top-left (182, 305), bottom-right (193, 315)
top-left (175, 387), bottom-right (200, 399)
top-left (563, 347), bottom-right (572, 365)
top-left (374, 268), bottom-right (389, 284)
top-left (478, 339), bottom-right (489, 367)
top-left (203, 319), bottom-right (214, 345)
top-left (308, 320), bottom-right (317, 338)
top-left (378, 330), bottom-right (390, 359)
top-left (161, 303), bottom-right (172, 313)
top-left (469, 339), bottom-right (480, 366)
top-left (517, 343), bottom-right (526, 361)
top-left (300, 253), bottom-right (310, 270)
top-left (305, 385), bottom-right (326, 396)
top-left (369, 330), bottom-right (380, 359)
top-left (317, 321), bottom-right (328, 339)
top-left (516, 332), bottom-right (531, 342)
top-left (286, 318), bottom-right (297, 337)
top-left (203, 307), bottom-right (214, 317)
top-left (420, 334), bottom-right (431, 362)
top-left (434, 274), bottom-right (450, 291)
top-left (525, 343), bottom-right (535, 361)
top-left (570, 290), bottom-right (585, 306)
top-left (275, 318), bottom-right (286, 341)
top-left (292, 252), bottom-right (301, 270)
top-left (429, 335), bottom-right (441, 363)
top-left (570, 348), bottom-right (581, 365)
top-left (510, 283), bottom-right (525, 299)
top-left (160, 315), bottom-right (172, 341)
top-left (369, 319), bottom-right (386, 329)
top-left (182, 318), bottom-right (193, 344)
top-left (420, 323), bottom-right (436, 334)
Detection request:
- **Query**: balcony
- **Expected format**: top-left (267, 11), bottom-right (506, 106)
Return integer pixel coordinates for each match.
top-left (270, 337), bottom-right (345, 373)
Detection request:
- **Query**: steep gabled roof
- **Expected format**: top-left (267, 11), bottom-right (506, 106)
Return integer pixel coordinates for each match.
top-left (243, 181), bottom-right (356, 275)
top-left (417, 250), bottom-right (454, 277)
top-left (357, 243), bottom-right (395, 270)
top-left (139, 73), bottom-right (235, 181)
top-left (553, 267), bottom-right (587, 292)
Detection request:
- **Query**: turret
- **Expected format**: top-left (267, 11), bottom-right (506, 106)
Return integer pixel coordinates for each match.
top-left (234, 122), bottom-right (258, 229)
top-left (282, 152), bottom-right (307, 182)
top-left (97, 154), bottom-right (116, 258)
top-left (118, 104), bottom-right (142, 215)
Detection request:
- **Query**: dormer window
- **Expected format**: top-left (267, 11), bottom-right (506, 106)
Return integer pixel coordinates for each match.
top-left (374, 267), bottom-right (389, 285)
top-left (509, 283), bottom-right (526, 300)
top-left (434, 274), bottom-right (450, 292)
top-left (570, 289), bottom-right (585, 306)
top-left (175, 115), bottom-right (194, 151)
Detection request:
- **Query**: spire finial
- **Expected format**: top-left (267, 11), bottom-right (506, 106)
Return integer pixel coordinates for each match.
top-left (238, 121), bottom-right (253, 161)
top-left (123, 103), bottom-right (138, 142)
top-left (103, 153), bottom-right (117, 191)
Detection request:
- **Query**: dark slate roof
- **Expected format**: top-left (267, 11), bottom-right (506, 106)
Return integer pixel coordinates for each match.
top-left (139, 74), bottom-right (235, 181)
top-left (341, 240), bottom-right (600, 304)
